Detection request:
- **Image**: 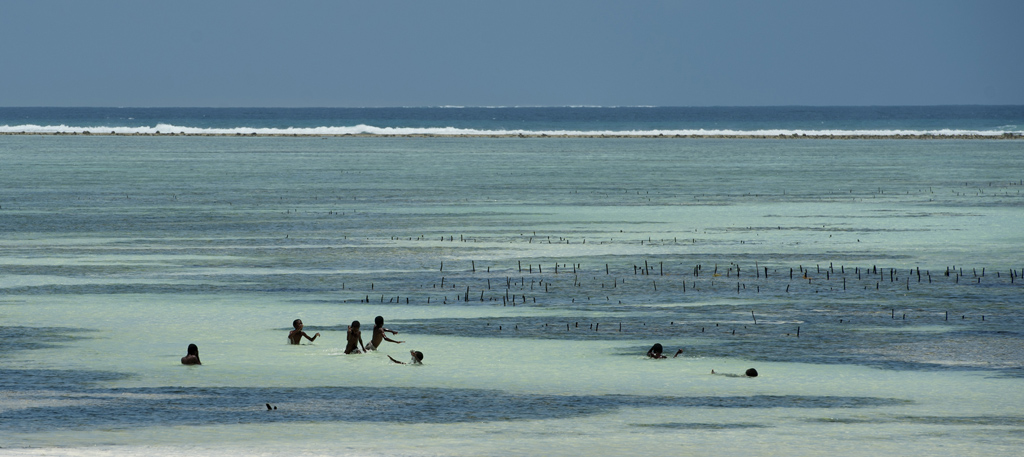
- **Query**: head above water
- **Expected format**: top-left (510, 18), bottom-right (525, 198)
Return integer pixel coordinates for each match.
top-left (650, 343), bottom-right (663, 354)
top-left (181, 343), bottom-right (201, 365)
top-left (374, 315), bottom-right (384, 328)
top-left (351, 320), bottom-right (360, 329)
top-left (411, 350), bottom-right (423, 362)
top-left (745, 368), bottom-right (758, 377)
top-left (293, 319), bottom-right (302, 329)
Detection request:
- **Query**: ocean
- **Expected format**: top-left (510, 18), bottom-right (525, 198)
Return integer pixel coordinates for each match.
top-left (1, 106), bottom-right (1023, 456)
top-left (1, 105), bottom-right (1023, 136)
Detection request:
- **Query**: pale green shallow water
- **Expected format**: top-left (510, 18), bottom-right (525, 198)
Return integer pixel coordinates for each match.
top-left (1, 136), bottom-right (1023, 456)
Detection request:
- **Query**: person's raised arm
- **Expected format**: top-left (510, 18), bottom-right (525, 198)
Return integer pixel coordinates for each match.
top-left (388, 355), bottom-right (405, 364)
top-left (305, 332), bottom-right (320, 342)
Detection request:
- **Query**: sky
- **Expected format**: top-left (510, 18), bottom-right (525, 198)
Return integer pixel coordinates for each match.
top-left (2, 0), bottom-right (1022, 107)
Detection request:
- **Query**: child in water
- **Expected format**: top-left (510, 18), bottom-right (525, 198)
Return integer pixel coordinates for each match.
top-left (181, 343), bottom-right (201, 365)
top-left (365, 315), bottom-right (403, 351)
top-left (647, 343), bottom-right (667, 358)
top-left (710, 368), bottom-right (759, 377)
top-left (389, 350), bottom-right (423, 365)
top-left (288, 319), bottom-right (320, 345)
top-left (647, 343), bottom-right (686, 359)
top-left (345, 320), bottom-right (366, 354)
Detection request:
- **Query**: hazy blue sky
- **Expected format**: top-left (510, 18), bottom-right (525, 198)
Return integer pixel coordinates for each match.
top-left (2, 0), bottom-right (1021, 107)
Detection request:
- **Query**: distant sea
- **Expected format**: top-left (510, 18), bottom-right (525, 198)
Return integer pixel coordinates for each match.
top-left (1, 105), bottom-right (1023, 136)
top-left (1, 106), bottom-right (1023, 457)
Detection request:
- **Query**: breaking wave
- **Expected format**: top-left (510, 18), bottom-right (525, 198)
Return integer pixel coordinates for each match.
top-left (1, 123), bottom-right (1021, 137)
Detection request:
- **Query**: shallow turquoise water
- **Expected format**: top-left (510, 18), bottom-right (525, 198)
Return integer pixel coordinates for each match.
top-left (1, 136), bottom-right (1023, 456)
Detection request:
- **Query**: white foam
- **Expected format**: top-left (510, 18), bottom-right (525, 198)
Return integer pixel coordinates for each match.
top-left (1, 123), bottom-right (1019, 137)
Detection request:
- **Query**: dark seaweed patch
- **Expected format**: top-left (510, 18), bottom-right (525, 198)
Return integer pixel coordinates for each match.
top-left (0, 368), bottom-right (131, 390)
top-left (806, 415), bottom-right (1024, 427)
top-left (0, 326), bottom-right (97, 356)
top-left (0, 386), bottom-right (909, 433)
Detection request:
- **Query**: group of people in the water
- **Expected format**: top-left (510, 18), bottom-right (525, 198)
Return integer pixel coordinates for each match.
top-left (647, 343), bottom-right (758, 377)
top-left (181, 315), bottom-right (423, 365)
top-left (337, 316), bottom-right (405, 354)
top-left (182, 328), bottom-right (748, 375)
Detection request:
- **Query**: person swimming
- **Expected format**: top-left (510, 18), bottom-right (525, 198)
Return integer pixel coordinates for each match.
top-left (711, 368), bottom-right (759, 377)
top-left (181, 343), bottom-right (201, 365)
top-left (288, 319), bottom-right (320, 345)
top-left (389, 350), bottom-right (423, 365)
top-left (345, 320), bottom-right (366, 354)
top-left (365, 315), bottom-right (403, 351)
top-left (648, 344), bottom-right (685, 359)
top-left (647, 343), bottom-right (667, 358)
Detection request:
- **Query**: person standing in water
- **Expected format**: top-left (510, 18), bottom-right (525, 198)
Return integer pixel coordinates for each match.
top-left (181, 343), bottom-right (201, 365)
top-left (288, 319), bottom-right (320, 345)
top-left (345, 320), bottom-right (366, 354)
top-left (365, 315), bottom-right (403, 351)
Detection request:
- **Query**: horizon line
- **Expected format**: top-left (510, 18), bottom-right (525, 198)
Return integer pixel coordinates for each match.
top-left (2, 104), bottom-right (1023, 110)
